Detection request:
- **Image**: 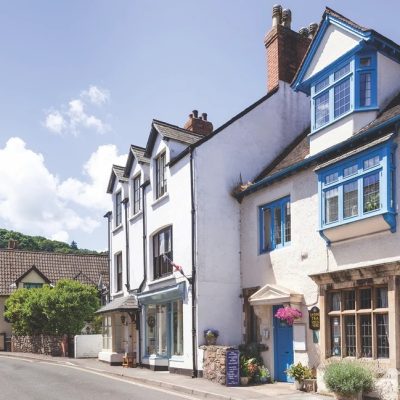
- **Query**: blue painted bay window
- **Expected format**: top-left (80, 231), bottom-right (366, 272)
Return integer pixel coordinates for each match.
top-left (259, 196), bottom-right (291, 253)
top-left (318, 140), bottom-right (396, 233)
top-left (311, 52), bottom-right (377, 132)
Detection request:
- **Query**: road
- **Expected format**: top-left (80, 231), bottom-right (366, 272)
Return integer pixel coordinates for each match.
top-left (0, 356), bottom-right (198, 400)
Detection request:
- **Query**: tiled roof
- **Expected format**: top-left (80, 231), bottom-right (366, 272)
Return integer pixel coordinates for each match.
top-left (324, 7), bottom-right (369, 33)
top-left (153, 120), bottom-right (203, 145)
top-left (96, 295), bottom-right (138, 314)
top-left (107, 164), bottom-right (128, 194)
top-left (130, 145), bottom-right (149, 164)
top-left (0, 250), bottom-right (108, 296)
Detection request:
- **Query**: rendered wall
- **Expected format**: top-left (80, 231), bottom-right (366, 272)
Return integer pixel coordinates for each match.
top-left (74, 334), bottom-right (102, 358)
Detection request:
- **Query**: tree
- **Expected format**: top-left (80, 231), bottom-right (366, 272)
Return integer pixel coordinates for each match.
top-left (70, 240), bottom-right (78, 250)
top-left (5, 279), bottom-right (100, 336)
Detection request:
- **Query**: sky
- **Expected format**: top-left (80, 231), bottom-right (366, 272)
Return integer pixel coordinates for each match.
top-left (0, 0), bottom-right (399, 251)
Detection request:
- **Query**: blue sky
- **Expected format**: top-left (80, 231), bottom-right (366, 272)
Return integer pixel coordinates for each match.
top-left (0, 1), bottom-right (399, 250)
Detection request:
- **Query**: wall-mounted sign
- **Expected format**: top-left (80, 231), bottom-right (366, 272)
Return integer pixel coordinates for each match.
top-left (309, 306), bottom-right (320, 330)
top-left (226, 349), bottom-right (240, 387)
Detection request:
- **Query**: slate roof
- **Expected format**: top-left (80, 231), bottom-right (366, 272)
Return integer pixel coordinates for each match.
top-left (96, 295), bottom-right (138, 314)
top-left (123, 145), bottom-right (149, 178)
top-left (153, 120), bottom-right (203, 145)
top-left (106, 164), bottom-right (128, 194)
top-left (0, 249), bottom-right (109, 296)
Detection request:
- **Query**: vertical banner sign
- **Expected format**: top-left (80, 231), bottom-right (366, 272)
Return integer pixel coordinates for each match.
top-left (309, 306), bottom-right (320, 330)
top-left (226, 349), bottom-right (240, 386)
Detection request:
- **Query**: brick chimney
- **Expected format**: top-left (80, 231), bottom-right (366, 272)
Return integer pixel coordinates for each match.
top-left (183, 110), bottom-right (213, 136)
top-left (265, 5), bottom-right (312, 92)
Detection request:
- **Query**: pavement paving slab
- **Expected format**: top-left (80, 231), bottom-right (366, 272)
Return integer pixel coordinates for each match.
top-left (0, 353), bottom-right (331, 400)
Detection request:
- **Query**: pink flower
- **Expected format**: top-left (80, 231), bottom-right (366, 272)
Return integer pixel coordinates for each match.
top-left (274, 307), bottom-right (302, 326)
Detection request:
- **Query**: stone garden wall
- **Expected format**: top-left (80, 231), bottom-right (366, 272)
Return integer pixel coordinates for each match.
top-left (11, 335), bottom-right (64, 355)
top-left (200, 345), bottom-right (233, 385)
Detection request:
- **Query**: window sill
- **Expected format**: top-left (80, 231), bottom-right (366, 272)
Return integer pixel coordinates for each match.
top-left (151, 193), bottom-right (169, 209)
top-left (129, 211), bottom-right (143, 223)
top-left (148, 274), bottom-right (175, 286)
top-left (259, 244), bottom-right (291, 255)
top-left (112, 225), bottom-right (123, 234)
top-left (309, 109), bottom-right (354, 136)
top-left (112, 291), bottom-right (124, 298)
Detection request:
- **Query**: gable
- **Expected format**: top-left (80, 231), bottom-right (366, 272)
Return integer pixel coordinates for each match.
top-left (304, 23), bottom-right (360, 81)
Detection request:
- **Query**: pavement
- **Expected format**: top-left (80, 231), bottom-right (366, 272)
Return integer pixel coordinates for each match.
top-left (0, 352), bottom-right (332, 400)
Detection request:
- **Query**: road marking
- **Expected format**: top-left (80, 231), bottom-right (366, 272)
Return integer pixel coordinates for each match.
top-left (0, 355), bottom-right (34, 363)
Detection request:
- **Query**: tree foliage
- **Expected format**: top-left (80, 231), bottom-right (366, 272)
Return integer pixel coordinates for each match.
top-left (0, 228), bottom-right (101, 254)
top-left (5, 279), bottom-right (100, 335)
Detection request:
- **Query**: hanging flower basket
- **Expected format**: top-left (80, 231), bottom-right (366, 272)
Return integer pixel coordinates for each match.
top-left (204, 329), bottom-right (219, 345)
top-left (274, 306), bottom-right (302, 326)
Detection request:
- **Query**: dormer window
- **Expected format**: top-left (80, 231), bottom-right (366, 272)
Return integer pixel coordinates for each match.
top-left (115, 191), bottom-right (122, 227)
top-left (155, 152), bottom-right (167, 199)
top-left (311, 53), bottom-right (377, 133)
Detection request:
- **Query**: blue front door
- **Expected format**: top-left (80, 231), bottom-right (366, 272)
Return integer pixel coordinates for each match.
top-left (273, 305), bottom-right (294, 382)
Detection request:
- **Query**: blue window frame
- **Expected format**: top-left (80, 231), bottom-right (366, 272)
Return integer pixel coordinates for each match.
top-left (259, 197), bottom-right (291, 253)
top-left (311, 52), bottom-right (377, 133)
top-left (318, 141), bottom-right (396, 230)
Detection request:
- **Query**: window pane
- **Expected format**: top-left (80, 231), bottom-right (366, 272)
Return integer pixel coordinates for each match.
top-left (344, 164), bottom-right (358, 177)
top-left (343, 290), bottom-right (355, 310)
top-left (345, 316), bottom-right (356, 357)
top-left (334, 63), bottom-right (350, 80)
top-left (363, 155), bottom-right (379, 169)
top-left (133, 176), bottom-right (141, 214)
top-left (360, 73), bottom-right (372, 107)
top-left (359, 288), bottom-right (371, 309)
top-left (146, 305), bottom-right (157, 355)
top-left (172, 301), bottom-right (183, 356)
top-left (363, 173), bottom-right (380, 212)
top-left (315, 77), bottom-right (329, 93)
top-left (274, 207), bottom-right (282, 246)
top-left (263, 208), bottom-right (272, 251)
top-left (343, 181), bottom-right (358, 218)
top-left (376, 287), bottom-right (388, 308)
top-left (376, 314), bottom-right (389, 358)
top-left (325, 188), bottom-right (339, 223)
top-left (331, 317), bottom-right (341, 356)
top-left (315, 92), bottom-right (330, 128)
top-left (284, 202), bottom-right (291, 243)
top-left (115, 191), bottom-right (122, 226)
top-left (156, 304), bottom-right (168, 357)
top-left (330, 292), bottom-right (341, 311)
top-left (360, 315), bottom-right (372, 357)
top-left (334, 78), bottom-right (351, 118)
top-left (325, 172), bottom-right (339, 184)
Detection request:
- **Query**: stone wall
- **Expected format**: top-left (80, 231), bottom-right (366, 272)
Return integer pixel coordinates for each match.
top-left (200, 345), bottom-right (234, 385)
top-left (11, 335), bottom-right (64, 356)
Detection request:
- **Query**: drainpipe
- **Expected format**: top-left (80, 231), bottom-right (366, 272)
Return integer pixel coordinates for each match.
top-left (137, 180), bottom-right (149, 366)
top-left (122, 198), bottom-right (130, 291)
top-left (190, 148), bottom-right (198, 378)
top-left (103, 211), bottom-right (112, 303)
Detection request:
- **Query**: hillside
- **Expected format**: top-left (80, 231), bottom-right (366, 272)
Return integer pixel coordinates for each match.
top-left (0, 229), bottom-right (101, 254)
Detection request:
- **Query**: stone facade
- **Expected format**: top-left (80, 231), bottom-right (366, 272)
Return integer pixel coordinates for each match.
top-left (200, 345), bottom-right (234, 385)
top-left (11, 335), bottom-right (64, 356)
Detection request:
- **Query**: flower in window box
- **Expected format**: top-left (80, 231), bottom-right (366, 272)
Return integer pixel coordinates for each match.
top-left (204, 329), bottom-right (219, 345)
top-left (274, 306), bottom-right (302, 326)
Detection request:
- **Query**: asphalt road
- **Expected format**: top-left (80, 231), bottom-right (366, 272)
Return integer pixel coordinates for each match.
top-left (0, 356), bottom-right (198, 400)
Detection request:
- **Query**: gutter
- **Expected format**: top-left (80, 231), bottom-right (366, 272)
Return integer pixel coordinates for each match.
top-left (122, 198), bottom-right (130, 291)
top-left (236, 113), bottom-right (400, 201)
top-left (190, 148), bottom-right (198, 378)
top-left (103, 211), bottom-right (112, 303)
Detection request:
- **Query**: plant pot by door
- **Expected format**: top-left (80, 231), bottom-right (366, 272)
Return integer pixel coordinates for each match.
top-left (294, 380), bottom-right (303, 390)
top-left (240, 377), bottom-right (249, 385)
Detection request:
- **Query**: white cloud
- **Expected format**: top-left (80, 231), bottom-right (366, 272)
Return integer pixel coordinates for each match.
top-left (44, 85), bottom-right (111, 136)
top-left (0, 137), bottom-right (125, 244)
top-left (44, 111), bottom-right (66, 134)
top-left (81, 85), bottom-right (110, 106)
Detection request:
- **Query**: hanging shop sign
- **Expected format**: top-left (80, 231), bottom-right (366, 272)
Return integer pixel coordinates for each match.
top-left (309, 306), bottom-right (320, 330)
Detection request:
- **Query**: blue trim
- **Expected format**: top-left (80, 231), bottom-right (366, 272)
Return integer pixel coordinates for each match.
top-left (354, 52), bottom-right (377, 110)
top-left (317, 141), bottom-right (396, 233)
top-left (259, 196), bottom-right (290, 253)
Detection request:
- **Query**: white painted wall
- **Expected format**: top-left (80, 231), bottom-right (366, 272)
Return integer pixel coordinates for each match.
top-left (75, 334), bottom-right (103, 358)
top-left (378, 53), bottom-right (400, 111)
top-left (304, 24), bottom-right (359, 81)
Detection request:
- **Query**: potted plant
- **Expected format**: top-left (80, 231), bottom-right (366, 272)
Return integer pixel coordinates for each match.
top-left (258, 366), bottom-right (271, 384)
top-left (274, 306), bottom-right (302, 326)
top-left (324, 360), bottom-right (374, 399)
top-left (246, 357), bottom-right (260, 383)
top-left (203, 329), bottom-right (219, 345)
top-left (286, 362), bottom-right (313, 390)
top-left (240, 356), bottom-right (249, 385)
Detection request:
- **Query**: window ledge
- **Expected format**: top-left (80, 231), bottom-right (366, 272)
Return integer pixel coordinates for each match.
top-left (259, 244), bottom-right (291, 256)
top-left (309, 109), bottom-right (353, 137)
top-left (320, 212), bottom-right (396, 244)
top-left (112, 225), bottom-right (123, 234)
top-left (148, 274), bottom-right (175, 286)
top-left (129, 211), bottom-right (143, 223)
top-left (151, 193), bottom-right (169, 208)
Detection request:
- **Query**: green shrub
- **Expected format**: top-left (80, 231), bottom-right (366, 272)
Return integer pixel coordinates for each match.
top-left (324, 361), bottom-right (374, 396)
top-left (286, 362), bottom-right (314, 382)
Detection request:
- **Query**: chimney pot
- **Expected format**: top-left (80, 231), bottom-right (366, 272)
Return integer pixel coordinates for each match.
top-left (8, 239), bottom-right (17, 250)
top-left (272, 4), bottom-right (282, 27)
top-left (192, 110), bottom-right (199, 118)
top-left (281, 9), bottom-right (292, 29)
top-left (202, 113), bottom-right (208, 121)
top-left (183, 111), bottom-right (213, 135)
top-left (308, 23), bottom-right (318, 39)
top-left (299, 27), bottom-right (309, 37)
top-left (189, 113), bottom-right (193, 119)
